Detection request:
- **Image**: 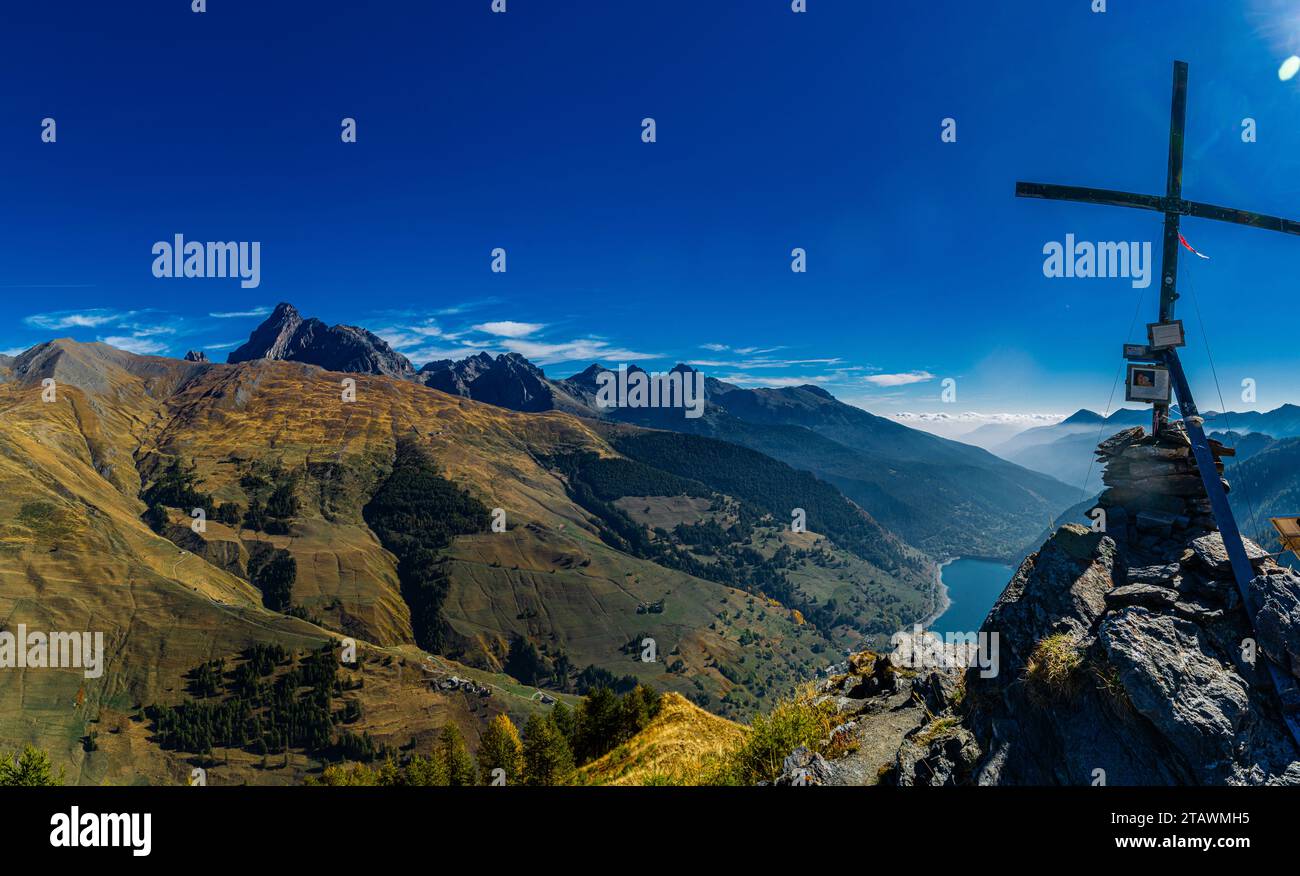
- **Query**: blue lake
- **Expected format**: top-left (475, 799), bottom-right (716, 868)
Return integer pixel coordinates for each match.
top-left (929, 558), bottom-right (1015, 635)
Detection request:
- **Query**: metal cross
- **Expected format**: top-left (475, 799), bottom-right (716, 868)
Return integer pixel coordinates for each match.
top-left (1016, 61), bottom-right (1300, 744)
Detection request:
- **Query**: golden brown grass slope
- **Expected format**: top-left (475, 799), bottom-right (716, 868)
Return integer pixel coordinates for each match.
top-left (0, 340), bottom-right (837, 782)
top-left (575, 692), bottom-right (747, 785)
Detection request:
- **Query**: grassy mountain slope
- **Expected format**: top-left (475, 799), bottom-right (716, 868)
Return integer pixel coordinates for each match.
top-left (574, 691), bottom-right (746, 785)
top-left (0, 340), bottom-right (940, 780)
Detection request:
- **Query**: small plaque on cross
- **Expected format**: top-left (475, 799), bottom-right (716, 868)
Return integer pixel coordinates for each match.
top-left (1123, 343), bottom-right (1156, 361)
top-left (1125, 364), bottom-right (1172, 404)
top-left (1147, 320), bottom-right (1185, 350)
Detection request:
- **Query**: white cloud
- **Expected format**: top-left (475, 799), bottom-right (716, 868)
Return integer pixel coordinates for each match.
top-left (503, 338), bottom-right (656, 366)
top-left (700, 343), bottom-right (729, 352)
top-left (864, 370), bottom-right (935, 387)
top-left (209, 307), bottom-right (271, 319)
top-left (99, 335), bottom-right (169, 355)
top-left (718, 373), bottom-right (831, 388)
top-left (24, 309), bottom-right (127, 330)
top-left (131, 325), bottom-right (176, 338)
top-left (406, 344), bottom-right (496, 364)
top-left (204, 340), bottom-right (242, 350)
top-left (890, 411), bottom-right (1065, 425)
top-left (376, 322), bottom-right (445, 351)
top-left (472, 321), bottom-right (545, 339)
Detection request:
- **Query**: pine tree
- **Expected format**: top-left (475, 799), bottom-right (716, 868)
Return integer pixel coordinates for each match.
top-left (477, 713), bottom-right (523, 785)
top-left (522, 711), bottom-right (573, 786)
top-left (0, 745), bottom-right (63, 786)
top-left (439, 723), bottom-right (477, 786)
top-left (573, 686), bottom-right (620, 764)
top-left (403, 752), bottom-right (448, 786)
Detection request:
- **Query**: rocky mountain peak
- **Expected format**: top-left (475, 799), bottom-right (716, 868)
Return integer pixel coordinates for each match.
top-left (790, 423), bottom-right (1300, 786)
top-left (183, 350), bottom-right (209, 363)
top-left (418, 350), bottom-right (556, 413)
top-left (226, 302), bottom-right (414, 379)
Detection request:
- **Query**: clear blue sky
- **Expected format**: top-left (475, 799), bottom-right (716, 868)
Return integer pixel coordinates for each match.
top-left (4, 1), bottom-right (1300, 421)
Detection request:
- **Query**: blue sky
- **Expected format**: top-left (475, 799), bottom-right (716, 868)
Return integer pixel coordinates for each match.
top-left (4, 1), bottom-right (1300, 428)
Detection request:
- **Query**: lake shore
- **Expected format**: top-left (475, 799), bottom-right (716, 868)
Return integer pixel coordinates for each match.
top-left (918, 558), bottom-right (955, 629)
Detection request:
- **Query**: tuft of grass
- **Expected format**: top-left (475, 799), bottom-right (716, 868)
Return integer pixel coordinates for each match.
top-left (1025, 633), bottom-right (1083, 700)
top-left (1089, 656), bottom-right (1133, 715)
top-left (912, 715), bottom-right (961, 747)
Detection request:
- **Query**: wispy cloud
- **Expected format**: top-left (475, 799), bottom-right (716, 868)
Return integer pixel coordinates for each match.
top-left (404, 343), bottom-right (496, 363)
top-left (209, 307), bottom-right (271, 319)
top-left (698, 342), bottom-right (784, 356)
top-left (376, 321), bottom-right (445, 352)
top-left (472, 320), bottom-right (545, 339)
top-left (891, 411), bottom-right (1065, 425)
top-left (718, 373), bottom-right (830, 388)
top-left (99, 335), bottom-right (169, 355)
top-left (503, 338), bottom-right (656, 366)
top-left (204, 340), bottom-right (242, 350)
top-left (864, 370), bottom-right (935, 387)
top-left (24, 309), bottom-right (129, 330)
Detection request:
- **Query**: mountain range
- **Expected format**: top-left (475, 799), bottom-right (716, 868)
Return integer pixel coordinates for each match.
top-left (227, 303), bottom-right (1083, 561)
top-left (0, 329), bottom-right (949, 782)
top-left (982, 405), bottom-right (1300, 499)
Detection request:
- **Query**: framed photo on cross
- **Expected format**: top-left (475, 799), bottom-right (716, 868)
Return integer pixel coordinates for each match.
top-left (1125, 363), bottom-right (1172, 404)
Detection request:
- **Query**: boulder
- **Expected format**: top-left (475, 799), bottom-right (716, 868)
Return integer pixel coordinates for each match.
top-left (1248, 570), bottom-right (1300, 678)
top-left (1190, 532), bottom-right (1269, 576)
top-left (1105, 582), bottom-right (1178, 610)
top-left (772, 746), bottom-right (835, 786)
top-left (1099, 607), bottom-right (1249, 781)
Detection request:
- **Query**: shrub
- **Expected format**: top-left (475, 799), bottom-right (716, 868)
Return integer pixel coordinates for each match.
top-left (707, 686), bottom-right (837, 785)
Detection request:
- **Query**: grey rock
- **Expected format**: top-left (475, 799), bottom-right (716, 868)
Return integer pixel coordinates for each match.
top-left (1099, 607), bottom-right (1249, 781)
top-left (1190, 532), bottom-right (1269, 575)
top-left (228, 302), bottom-right (416, 379)
top-left (1105, 582), bottom-right (1178, 610)
top-left (773, 746), bottom-right (835, 786)
top-left (1248, 570), bottom-right (1300, 678)
top-left (980, 524), bottom-right (1115, 670)
top-left (892, 721), bottom-right (980, 786)
top-left (917, 669), bottom-right (961, 714)
top-left (1127, 563), bottom-right (1180, 586)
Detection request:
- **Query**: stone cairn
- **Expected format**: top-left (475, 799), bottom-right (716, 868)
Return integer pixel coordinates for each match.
top-left (1093, 420), bottom-right (1232, 547)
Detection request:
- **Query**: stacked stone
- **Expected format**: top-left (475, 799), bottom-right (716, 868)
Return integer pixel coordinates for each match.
top-left (1094, 421), bottom-right (1231, 545)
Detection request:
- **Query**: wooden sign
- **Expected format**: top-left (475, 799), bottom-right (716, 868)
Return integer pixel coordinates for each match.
top-left (1271, 517), bottom-right (1300, 558)
top-left (1125, 363), bottom-right (1172, 404)
top-left (1147, 320), bottom-right (1186, 350)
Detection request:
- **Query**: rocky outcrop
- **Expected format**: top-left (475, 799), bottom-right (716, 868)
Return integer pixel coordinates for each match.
top-left (227, 303), bottom-right (415, 379)
top-left (419, 352), bottom-right (564, 413)
top-left (822, 422), bottom-right (1300, 786)
top-left (183, 350), bottom-right (209, 363)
